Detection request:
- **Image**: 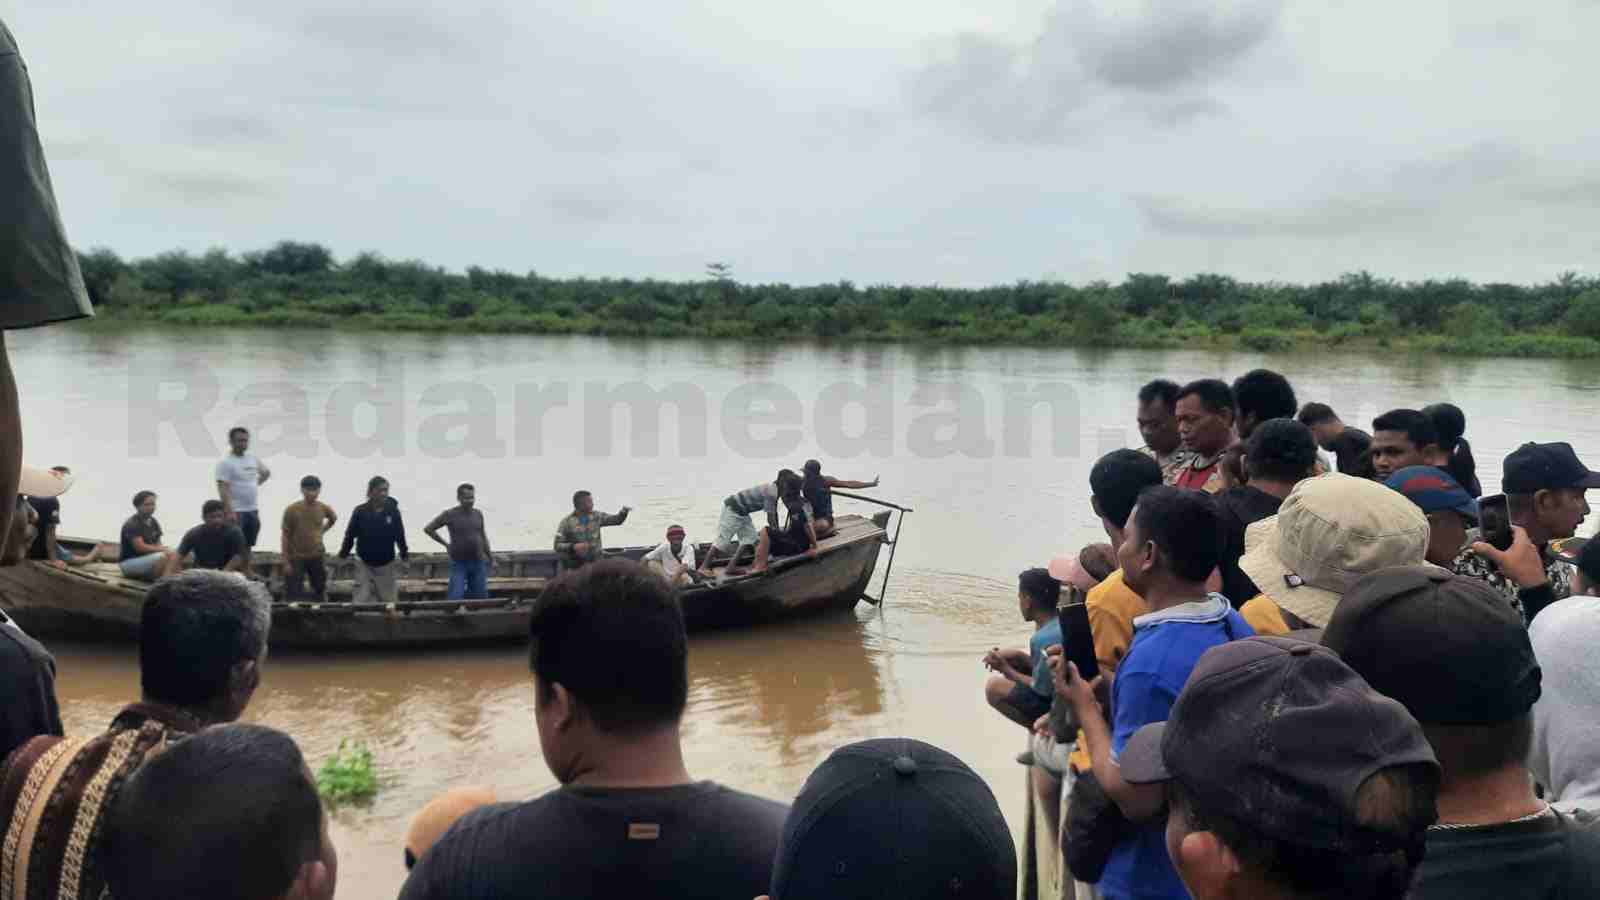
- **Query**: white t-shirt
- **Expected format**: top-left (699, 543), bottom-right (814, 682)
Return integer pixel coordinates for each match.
top-left (642, 540), bottom-right (695, 578)
top-left (214, 453), bottom-right (264, 512)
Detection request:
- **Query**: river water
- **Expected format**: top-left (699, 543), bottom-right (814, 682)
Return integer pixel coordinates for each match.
top-left (12, 326), bottom-right (1600, 898)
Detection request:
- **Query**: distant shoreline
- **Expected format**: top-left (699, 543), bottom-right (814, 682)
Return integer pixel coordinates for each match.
top-left (73, 242), bottom-right (1600, 359)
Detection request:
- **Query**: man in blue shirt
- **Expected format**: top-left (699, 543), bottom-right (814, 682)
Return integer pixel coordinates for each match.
top-left (983, 568), bottom-right (1062, 729)
top-left (1055, 485), bottom-right (1253, 900)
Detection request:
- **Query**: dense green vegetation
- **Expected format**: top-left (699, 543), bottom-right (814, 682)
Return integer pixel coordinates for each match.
top-left (77, 242), bottom-right (1600, 357)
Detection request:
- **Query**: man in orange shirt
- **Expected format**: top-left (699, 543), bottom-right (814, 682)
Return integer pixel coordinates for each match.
top-left (282, 475), bottom-right (338, 603)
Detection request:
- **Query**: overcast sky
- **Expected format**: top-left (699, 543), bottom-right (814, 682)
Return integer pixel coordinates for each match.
top-left (9, 1), bottom-right (1600, 286)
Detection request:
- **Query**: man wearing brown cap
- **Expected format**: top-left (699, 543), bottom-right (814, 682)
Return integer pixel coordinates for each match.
top-left (1459, 441), bottom-right (1599, 620)
top-left (641, 524), bottom-right (697, 587)
top-left (1119, 636), bottom-right (1440, 900)
top-left (1235, 473), bottom-right (1430, 634)
top-left (1323, 567), bottom-right (1600, 898)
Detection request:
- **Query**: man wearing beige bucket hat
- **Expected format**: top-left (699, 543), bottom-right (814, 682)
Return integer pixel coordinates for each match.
top-left (1236, 473), bottom-right (1431, 633)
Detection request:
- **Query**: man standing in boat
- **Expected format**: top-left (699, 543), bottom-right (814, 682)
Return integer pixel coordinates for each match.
top-left (216, 426), bottom-right (271, 562)
top-left (339, 476), bottom-right (410, 605)
top-left (799, 460), bottom-right (877, 538)
top-left (281, 476), bottom-right (337, 603)
top-left (424, 483), bottom-right (493, 601)
top-left (553, 490), bottom-right (630, 571)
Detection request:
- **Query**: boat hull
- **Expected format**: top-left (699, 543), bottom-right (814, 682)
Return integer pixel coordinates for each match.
top-left (0, 513), bottom-right (891, 650)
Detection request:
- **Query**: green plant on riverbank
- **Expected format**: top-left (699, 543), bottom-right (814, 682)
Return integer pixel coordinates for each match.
top-left (74, 242), bottom-right (1600, 358)
top-left (316, 740), bottom-right (378, 804)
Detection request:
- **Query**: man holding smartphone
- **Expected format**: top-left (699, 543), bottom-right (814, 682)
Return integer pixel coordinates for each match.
top-left (1461, 442), bottom-right (1599, 621)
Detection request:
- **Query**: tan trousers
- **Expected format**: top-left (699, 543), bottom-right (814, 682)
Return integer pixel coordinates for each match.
top-left (355, 560), bottom-right (399, 605)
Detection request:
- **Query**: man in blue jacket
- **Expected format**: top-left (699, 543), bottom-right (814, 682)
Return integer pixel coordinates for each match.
top-left (338, 476), bottom-right (409, 604)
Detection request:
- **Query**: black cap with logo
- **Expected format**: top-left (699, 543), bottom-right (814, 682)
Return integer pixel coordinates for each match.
top-left (1120, 636), bottom-right (1437, 853)
top-left (1502, 442), bottom-right (1600, 494)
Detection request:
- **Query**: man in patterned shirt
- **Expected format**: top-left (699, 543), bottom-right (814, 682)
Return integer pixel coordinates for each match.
top-left (1456, 442), bottom-right (1597, 624)
top-left (553, 490), bottom-right (631, 571)
top-left (1135, 379), bottom-right (1195, 484)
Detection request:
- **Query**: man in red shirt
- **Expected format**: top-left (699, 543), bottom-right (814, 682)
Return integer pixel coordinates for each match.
top-left (1173, 379), bottom-right (1237, 494)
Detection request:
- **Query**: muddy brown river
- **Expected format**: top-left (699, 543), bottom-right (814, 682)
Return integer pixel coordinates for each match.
top-left (13, 327), bottom-right (1600, 897)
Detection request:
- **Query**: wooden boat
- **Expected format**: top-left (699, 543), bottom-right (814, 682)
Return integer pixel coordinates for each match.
top-left (0, 512), bottom-right (896, 650)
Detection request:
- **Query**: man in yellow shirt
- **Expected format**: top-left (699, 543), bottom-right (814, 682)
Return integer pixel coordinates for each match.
top-left (1235, 473), bottom-right (1429, 634)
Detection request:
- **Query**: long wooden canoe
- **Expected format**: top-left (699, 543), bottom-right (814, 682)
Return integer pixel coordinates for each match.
top-left (0, 512), bottom-right (893, 650)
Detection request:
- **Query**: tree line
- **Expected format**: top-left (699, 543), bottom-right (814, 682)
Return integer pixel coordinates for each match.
top-left (75, 242), bottom-right (1600, 357)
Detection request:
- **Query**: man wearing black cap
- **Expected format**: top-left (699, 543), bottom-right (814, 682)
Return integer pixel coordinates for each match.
top-left (1118, 636), bottom-right (1440, 900)
top-left (1465, 441), bottom-right (1598, 620)
top-left (1213, 418), bottom-right (1319, 606)
top-left (761, 738), bottom-right (1015, 900)
top-left (1054, 486), bottom-right (1253, 900)
top-left (1323, 567), bottom-right (1600, 898)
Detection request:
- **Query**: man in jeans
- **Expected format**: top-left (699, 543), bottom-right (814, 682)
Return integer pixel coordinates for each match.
top-left (1053, 486), bottom-right (1253, 900)
top-left (338, 476), bottom-right (410, 605)
top-left (425, 483), bottom-right (493, 601)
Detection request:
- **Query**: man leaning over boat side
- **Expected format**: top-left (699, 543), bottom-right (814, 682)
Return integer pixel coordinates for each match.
top-left (0, 570), bottom-right (273, 900)
top-left (700, 470), bottom-right (792, 577)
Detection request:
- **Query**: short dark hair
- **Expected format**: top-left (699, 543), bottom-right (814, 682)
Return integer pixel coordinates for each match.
top-left (1177, 379), bottom-right (1235, 416)
top-left (140, 571), bottom-right (272, 709)
top-left (1297, 402), bottom-right (1337, 427)
top-left (1089, 450), bottom-right (1164, 530)
top-left (803, 459), bottom-right (822, 474)
top-left (1132, 486), bottom-right (1222, 583)
top-left (1232, 369), bottom-right (1298, 425)
top-left (202, 499), bottom-right (225, 517)
top-left (299, 475), bottom-right (321, 489)
top-left (1246, 419), bottom-right (1319, 482)
top-left (367, 476), bottom-right (389, 494)
top-left (1421, 403), bottom-right (1466, 451)
top-left (50, 465), bottom-right (70, 474)
top-left (777, 469), bottom-right (802, 496)
top-left (457, 483), bottom-right (474, 497)
top-left (228, 426), bottom-right (249, 440)
top-left (1018, 568), bottom-right (1061, 612)
top-left (1422, 715), bottom-right (1533, 780)
top-left (1372, 409), bottom-right (1440, 450)
top-left (1137, 379), bottom-right (1182, 410)
top-left (572, 490), bottom-right (591, 508)
top-left (102, 723), bottom-right (323, 900)
top-left (528, 560), bottom-right (687, 735)
top-left (1168, 763), bottom-right (1436, 900)
top-left (132, 490), bottom-right (156, 508)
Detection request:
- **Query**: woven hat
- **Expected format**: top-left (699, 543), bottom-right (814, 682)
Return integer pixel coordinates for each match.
top-left (18, 465), bottom-right (73, 498)
top-left (1238, 474), bottom-right (1428, 627)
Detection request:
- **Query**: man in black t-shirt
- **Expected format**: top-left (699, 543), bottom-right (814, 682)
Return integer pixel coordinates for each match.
top-left (398, 560), bottom-right (787, 900)
top-left (177, 500), bottom-right (249, 572)
top-left (1215, 419), bottom-right (1319, 605)
top-left (1297, 401), bottom-right (1376, 478)
top-left (1325, 568), bottom-right (1600, 899)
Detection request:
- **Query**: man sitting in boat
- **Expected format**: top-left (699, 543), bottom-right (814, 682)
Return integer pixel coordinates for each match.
top-left (799, 460), bottom-right (878, 538)
top-left (750, 482), bottom-right (819, 576)
top-left (119, 490), bottom-right (181, 581)
top-left (699, 470), bottom-right (794, 577)
top-left (642, 524), bottom-right (698, 587)
top-left (553, 490), bottom-right (631, 571)
top-left (23, 465), bottom-right (100, 567)
top-left (176, 500), bottom-right (249, 573)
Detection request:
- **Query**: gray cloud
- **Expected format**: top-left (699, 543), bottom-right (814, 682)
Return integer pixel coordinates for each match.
top-left (907, 0), bottom-right (1283, 144)
top-left (179, 114), bottom-right (278, 145)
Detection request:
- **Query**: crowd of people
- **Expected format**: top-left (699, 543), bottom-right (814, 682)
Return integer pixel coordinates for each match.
top-left (981, 369), bottom-right (1600, 899)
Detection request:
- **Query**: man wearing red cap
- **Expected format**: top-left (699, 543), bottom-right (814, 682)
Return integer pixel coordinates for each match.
top-left (642, 525), bottom-right (696, 587)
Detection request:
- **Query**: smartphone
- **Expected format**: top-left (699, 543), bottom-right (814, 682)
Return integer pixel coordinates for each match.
top-left (1057, 594), bottom-right (1100, 683)
top-left (1479, 493), bottom-right (1512, 552)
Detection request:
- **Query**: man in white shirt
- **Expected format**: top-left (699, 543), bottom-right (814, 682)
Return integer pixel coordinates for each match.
top-left (642, 525), bottom-right (697, 587)
top-left (215, 426), bottom-right (271, 560)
